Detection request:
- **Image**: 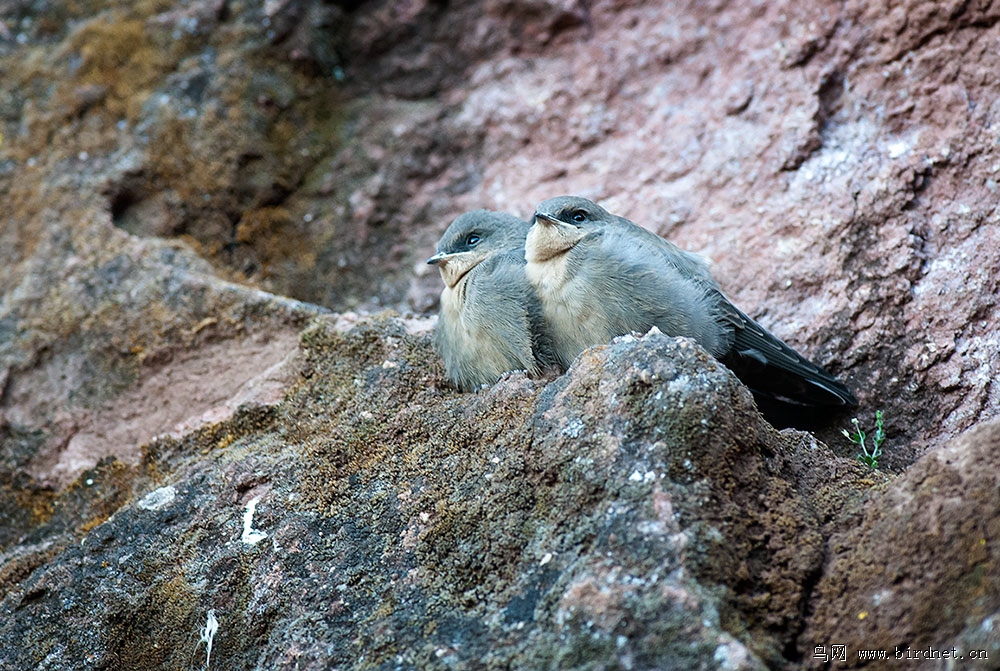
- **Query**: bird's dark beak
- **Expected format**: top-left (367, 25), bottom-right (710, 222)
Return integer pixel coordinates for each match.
top-left (427, 252), bottom-right (454, 266)
top-left (533, 212), bottom-right (560, 226)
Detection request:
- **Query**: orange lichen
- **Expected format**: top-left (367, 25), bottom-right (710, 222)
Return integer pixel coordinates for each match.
top-left (235, 207), bottom-right (318, 276)
top-left (71, 16), bottom-right (174, 120)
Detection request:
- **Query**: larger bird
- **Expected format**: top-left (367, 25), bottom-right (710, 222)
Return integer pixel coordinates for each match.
top-left (428, 210), bottom-right (558, 390)
top-left (524, 195), bottom-right (857, 410)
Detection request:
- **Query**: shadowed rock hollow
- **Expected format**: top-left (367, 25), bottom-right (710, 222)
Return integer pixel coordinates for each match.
top-left (2, 0), bottom-right (1000, 669)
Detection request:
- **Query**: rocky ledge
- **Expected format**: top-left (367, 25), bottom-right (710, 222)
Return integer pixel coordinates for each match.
top-left (3, 0), bottom-right (1000, 669)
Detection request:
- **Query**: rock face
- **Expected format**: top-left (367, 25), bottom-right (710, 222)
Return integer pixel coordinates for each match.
top-left (2, 0), bottom-right (1000, 669)
top-left (0, 320), bottom-right (871, 670)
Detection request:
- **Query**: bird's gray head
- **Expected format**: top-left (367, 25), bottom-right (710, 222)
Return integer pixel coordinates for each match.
top-left (526, 196), bottom-right (609, 263)
top-left (427, 210), bottom-right (530, 288)
top-left (533, 196), bottom-right (613, 229)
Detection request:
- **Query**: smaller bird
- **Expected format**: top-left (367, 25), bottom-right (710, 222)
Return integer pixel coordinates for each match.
top-left (524, 196), bottom-right (857, 413)
top-left (427, 210), bottom-right (558, 391)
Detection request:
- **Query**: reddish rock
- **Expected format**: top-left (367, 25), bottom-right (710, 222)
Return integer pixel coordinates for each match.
top-left (2, 0), bottom-right (1000, 668)
top-left (803, 418), bottom-right (1000, 668)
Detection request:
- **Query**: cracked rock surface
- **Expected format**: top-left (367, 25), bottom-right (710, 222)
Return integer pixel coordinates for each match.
top-left (3, 0), bottom-right (1000, 668)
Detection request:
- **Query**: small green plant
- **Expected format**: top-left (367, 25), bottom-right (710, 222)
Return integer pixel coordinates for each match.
top-left (843, 409), bottom-right (886, 470)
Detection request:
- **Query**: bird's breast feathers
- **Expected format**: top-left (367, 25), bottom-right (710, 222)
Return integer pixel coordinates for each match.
top-left (526, 251), bottom-right (610, 361)
top-left (438, 276), bottom-right (467, 322)
top-left (525, 250), bottom-right (571, 296)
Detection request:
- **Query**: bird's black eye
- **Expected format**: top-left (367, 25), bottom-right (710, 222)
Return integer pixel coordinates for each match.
top-left (465, 233), bottom-right (481, 246)
top-left (570, 209), bottom-right (587, 223)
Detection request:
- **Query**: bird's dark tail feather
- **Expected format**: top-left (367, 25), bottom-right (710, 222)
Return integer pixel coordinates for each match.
top-left (714, 294), bottom-right (857, 424)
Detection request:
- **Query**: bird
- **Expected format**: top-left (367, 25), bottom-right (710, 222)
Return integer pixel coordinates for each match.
top-left (524, 195), bottom-right (857, 412)
top-left (427, 210), bottom-right (559, 391)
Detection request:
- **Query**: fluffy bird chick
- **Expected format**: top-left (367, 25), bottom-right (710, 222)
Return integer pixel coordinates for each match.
top-left (428, 210), bottom-right (558, 391)
top-left (525, 195), bottom-right (857, 411)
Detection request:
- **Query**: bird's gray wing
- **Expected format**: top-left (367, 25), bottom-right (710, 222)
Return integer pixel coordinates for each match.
top-left (607, 220), bottom-right (856, 407)
top-left (607, 216), bottom-right (720, 288)
top-left (578, 228), bottom-right (729, 354)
